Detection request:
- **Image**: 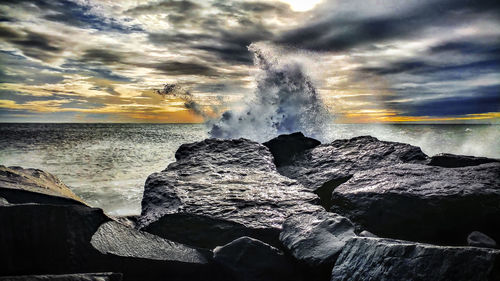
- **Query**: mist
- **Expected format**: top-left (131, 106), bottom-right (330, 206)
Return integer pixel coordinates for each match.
top-left (208, 43), bottom-right (333, 142)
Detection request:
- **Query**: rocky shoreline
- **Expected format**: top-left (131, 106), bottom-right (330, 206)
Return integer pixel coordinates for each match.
top-left (1, 133), bottom-right (499, 281)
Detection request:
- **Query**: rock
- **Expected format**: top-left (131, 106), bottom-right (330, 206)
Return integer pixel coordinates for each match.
top-left (331, 237), bottom-right (500, 281)
top-left (0, 203), bottom-right (110, 276)
top-left (213, 236), bottom-right (302, 281)
top-left (90, 221), bottom-right (221, 281)
top-left (0, 202), bottom-right (223, 281)
top-left (277, 136), bottom-right (428, 209)
top-left (468, 231), bottom-right (497, 249)
top-left (279, 212), bottom-right (356, 280)
top-left (138, 138), bottom-right (322, 249)
top-left (331, 163), bottom-right (500, 245)
top-left (0, 165), bottom-right (85, 205)
top-left (429, 153), bottom-right (499, 168)
top-left (359, 231), bottom-right (378, 238)
top-left (263, 132), bottom-right (321, 166)
top-left (0, 273), bottom-right (122, 281)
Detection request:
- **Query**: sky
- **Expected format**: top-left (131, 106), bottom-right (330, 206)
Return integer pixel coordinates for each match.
top-left (0, 0), bottom-right (499, 123)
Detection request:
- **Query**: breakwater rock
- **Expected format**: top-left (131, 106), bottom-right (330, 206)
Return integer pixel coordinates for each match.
top-left (2, 132), bottom-right (499, 281)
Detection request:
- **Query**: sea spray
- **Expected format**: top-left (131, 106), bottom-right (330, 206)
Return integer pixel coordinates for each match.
top-left (156, 83), bottom-right (210, 119)
top-left (209, 43), bottom-right (333, 142)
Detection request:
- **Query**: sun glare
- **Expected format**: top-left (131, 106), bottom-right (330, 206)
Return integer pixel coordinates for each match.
top-left (280, 0), bottom-right (323, 12)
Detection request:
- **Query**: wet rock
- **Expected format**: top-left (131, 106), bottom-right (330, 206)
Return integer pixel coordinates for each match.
top-left (279, 212), bottom-right (355, 280)
top-left (263, 132), bottom-right (321, 166)
top-left (214, 236), bottom-right (301, 281)
top-left (359, 231), bottom-right (378, 238)
top-left (277, 136), bottom-right (428, 209)
top-left (468, 231), bottom-right (497, 249)
top-left (0, 165), bottom-right (85, 205)
top-left (90, 221), bottom-right (221, 281)
top-left (138, 138), bottom-right (322, 249)
top-left (0, 273), bottom-right (122, 281)
top-left (429, 153), bottom-right (499, 168)
top-left (331, 237), bottom-right (500, 281)
top-left (331, 163), bottom-right (500, 245)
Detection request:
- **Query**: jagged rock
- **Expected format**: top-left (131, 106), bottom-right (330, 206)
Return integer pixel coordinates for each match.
top-left (279, 212), bottom-right (355, 280)
top-left (263, 132), bottom-right (321, 166)
top-left (138, 138), bottom-right (322, 249)
top-left (331, 237), bottom-right (500, 281)
top-left (359, 231), bottom-right (378, 238)
top-left (0, 273), bottom-right (122, 281)
top-left (429, 153), bottom-right (499, 168)
top-left (468, 231), bottom-right (497, 249)
top-left (213, 236), bottom-right (301, 281)
top-left (331, 163), bottom-right (500, 245)
top-left (0, 165), bottom-right (85, 205)
top-left (277, 136), bottom-right (428, 209)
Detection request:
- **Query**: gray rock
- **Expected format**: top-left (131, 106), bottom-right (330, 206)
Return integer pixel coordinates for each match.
top-left (279, 212), bottom-right (355, 279)
top-left (0, 165), bottom-right (85, 205)
top-left (277, 136), bottom-right (428, 208)
top-left (331, 237), bottom-right (500, 281)
top-left (91, 221), bottom-right (210, 263)
top-left (263, 132), bottom-right (321, 166)
top-left (214, 236), bottom-right (302, 281)
top-left (429, 153), bottom-right (499, 168)
top-left (359, 231), bottom-right (378, 238)
top-left (331, 163), bottom-right (500, 245)
top-left (138, 138), bottom-right (322, 249)
top-left (468, 231), bottom-right (497, 249)
top-left (0, 273), bottom-right (122, 281)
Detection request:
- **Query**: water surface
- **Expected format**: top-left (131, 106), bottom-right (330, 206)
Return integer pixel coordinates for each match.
top-left (1, 123), bottom-right (498, 216)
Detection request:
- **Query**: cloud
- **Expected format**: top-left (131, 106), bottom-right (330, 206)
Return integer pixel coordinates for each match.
top-left (150, 61), bottom-right (219, 76)
top-left (277, 0), bottom-right (500, 52)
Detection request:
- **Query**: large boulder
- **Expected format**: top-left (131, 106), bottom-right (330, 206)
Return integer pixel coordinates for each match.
top-left (279, 212), bottom-right (356, 280)
top-left (331, 163), bottom-right (500, 245)
top-left (276, 136), bottom-right (428, 208)
top-left (0, 165), bottom-right (85, 205)
top-left (0, 203), bottom-right (110, 276)
top-left (213, 236), bottom-right (302, 281)
top-left (331, 237), bottom-right (500, 281)
top-left (138, 138), bottom-right (322, 249)
top-left (0, 273), bottom-right (122, 281)
top-left (0, 201), bottom-right (223, 280)
top-left (263, 132), bottom-right (321, 166)
top-left (429, 153), bottom-right (499, 168)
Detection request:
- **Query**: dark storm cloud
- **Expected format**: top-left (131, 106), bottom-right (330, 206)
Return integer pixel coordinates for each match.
top-left (148, 28), bottom-right (273, 64)
top-left (390, 85), bottom-right (500, 116)
top-left (151, 61), bottom-right (218, 76)
top-left (143, 1), bottom-right (280, 64)
top-left (125, 0), bottom-right (201, 14)
top-left (0, 0), bottom-right (141, 32)
top-left (277, 0), bottom-right (500, 52)
top-left (81, 49), bottom-right (125, 64)
top-left (0, 26), bottom-right (63, 61)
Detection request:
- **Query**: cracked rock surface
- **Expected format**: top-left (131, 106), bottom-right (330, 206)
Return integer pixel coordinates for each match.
top-left (138, 138), bottom-right (322, 248)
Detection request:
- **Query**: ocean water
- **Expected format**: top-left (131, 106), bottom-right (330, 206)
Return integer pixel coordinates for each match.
top-left (0, 123), bottom-right (498, 216)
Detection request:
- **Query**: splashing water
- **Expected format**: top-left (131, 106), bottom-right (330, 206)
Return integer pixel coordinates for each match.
top-left (209, 43), bottom-right (333, 142)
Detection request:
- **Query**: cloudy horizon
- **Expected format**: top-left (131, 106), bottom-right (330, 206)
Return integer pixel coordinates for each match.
top-left (1, 0), bottom-right (499, 123)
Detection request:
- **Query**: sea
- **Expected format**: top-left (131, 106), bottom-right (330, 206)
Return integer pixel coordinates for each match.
top-left (1, 123), bottom-right (498, 216)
